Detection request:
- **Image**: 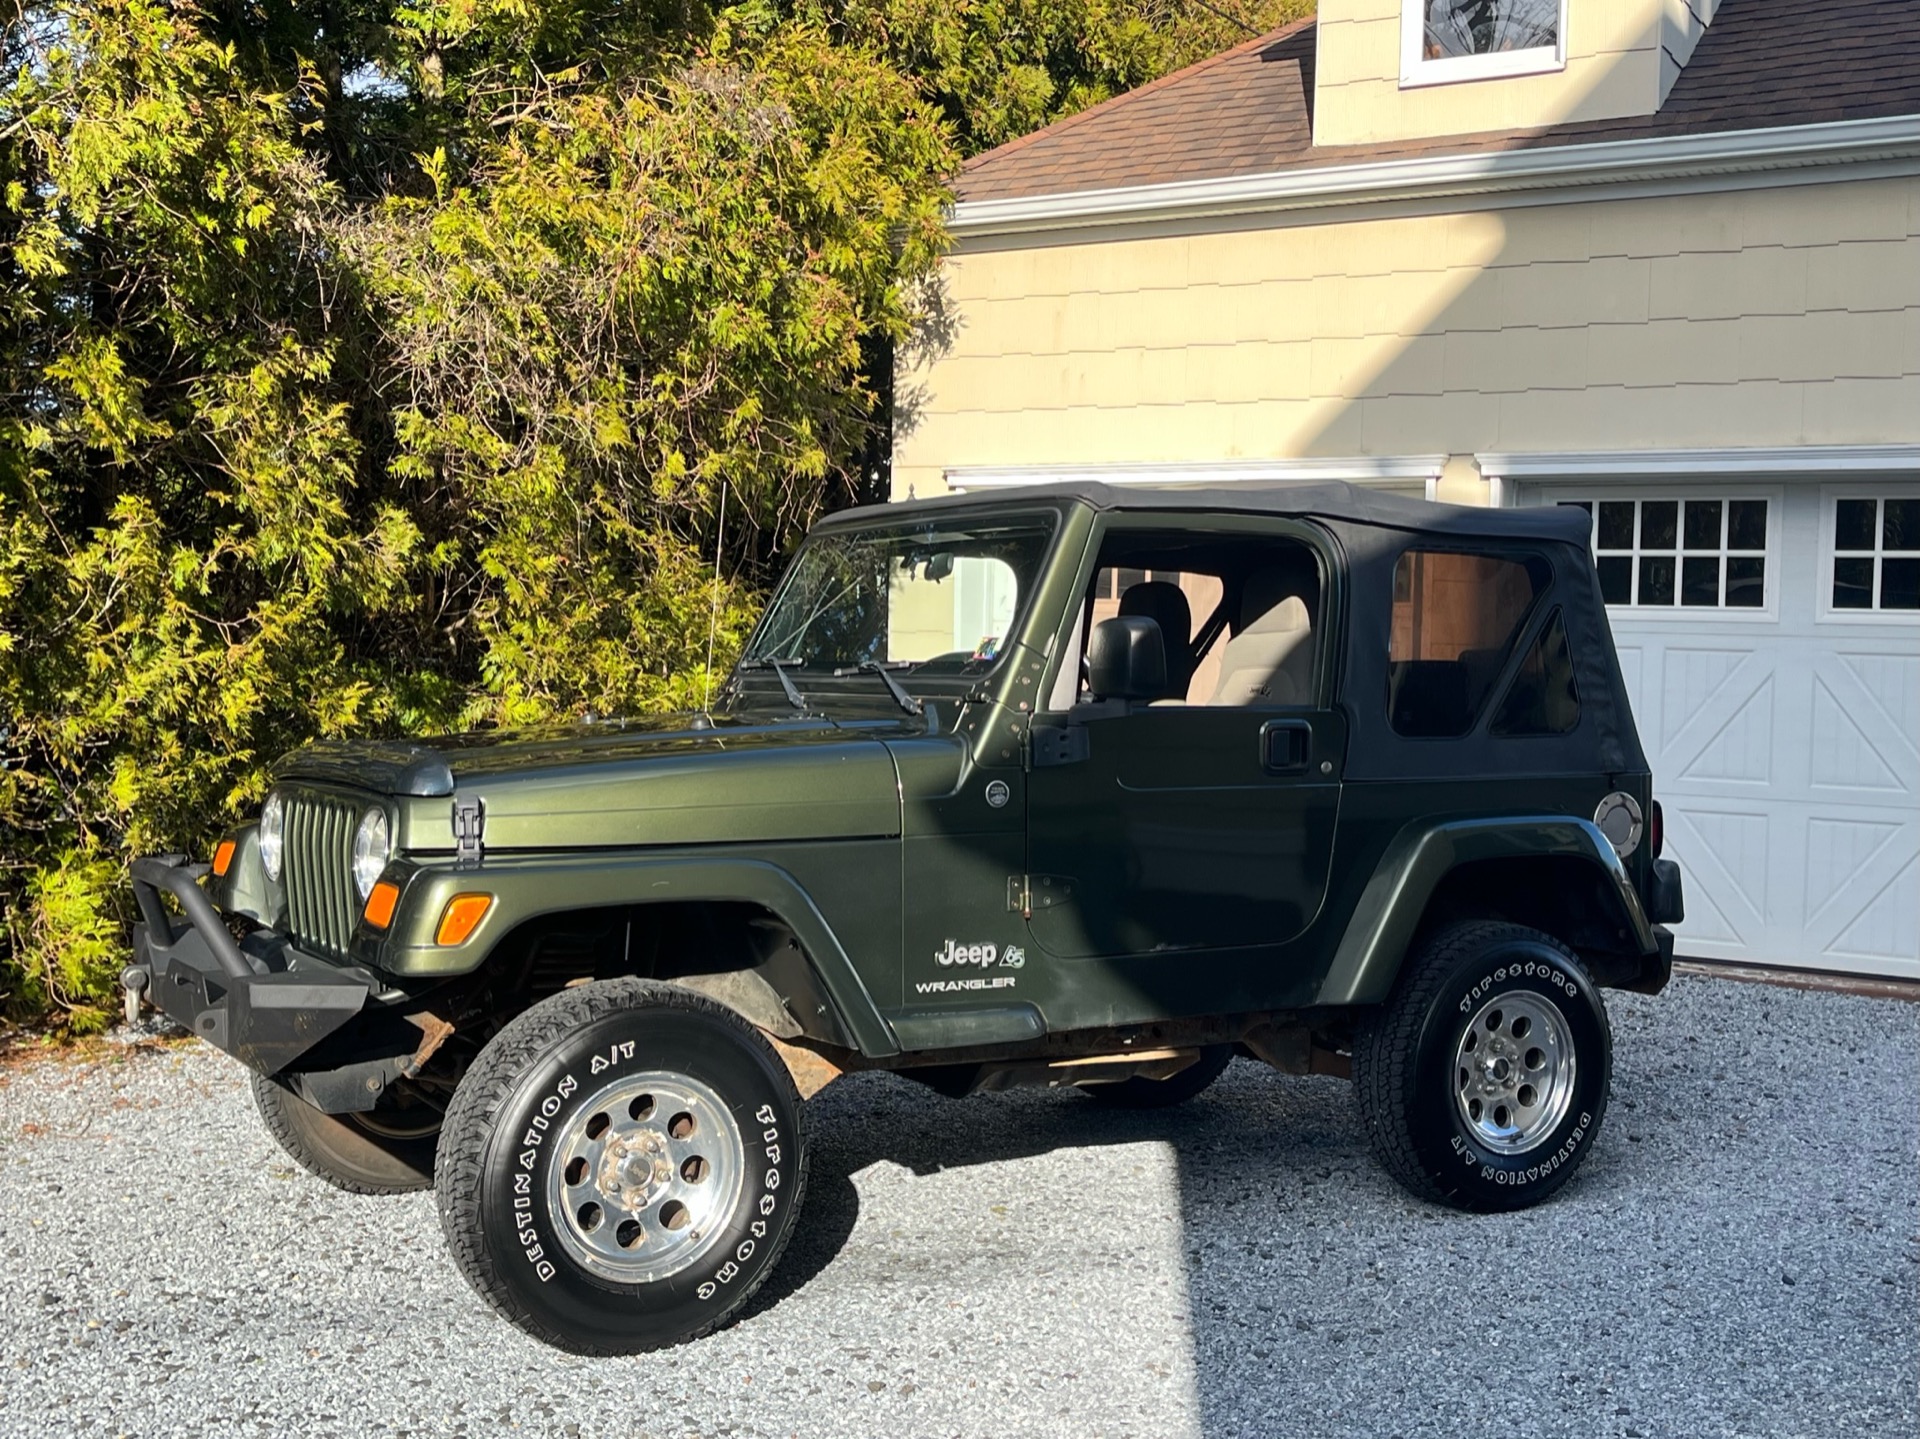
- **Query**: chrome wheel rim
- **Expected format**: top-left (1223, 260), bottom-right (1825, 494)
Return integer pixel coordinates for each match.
top-left (1453, 990), bottom-right (1577, 1155)
top-left (545, 1070), bottom-right (745, 1283)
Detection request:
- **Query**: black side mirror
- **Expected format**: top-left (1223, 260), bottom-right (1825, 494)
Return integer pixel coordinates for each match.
top-left (1087, 616), bottom-right (1168, 701)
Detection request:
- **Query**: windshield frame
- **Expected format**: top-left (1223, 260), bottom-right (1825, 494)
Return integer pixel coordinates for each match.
top-left (735, 503), bottom-right (1070, 699)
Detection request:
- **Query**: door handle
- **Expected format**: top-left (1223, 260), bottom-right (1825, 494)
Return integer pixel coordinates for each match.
top-left (1260, 719), bottom-right (1312, 774)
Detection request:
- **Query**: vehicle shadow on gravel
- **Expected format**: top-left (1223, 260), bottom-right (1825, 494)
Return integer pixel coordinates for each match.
top-left (741, 982), bottom-right (1920, 1439)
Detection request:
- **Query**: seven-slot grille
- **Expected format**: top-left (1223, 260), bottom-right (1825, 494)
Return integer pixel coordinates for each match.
top-left (281, 789), bottom-right (364, 959)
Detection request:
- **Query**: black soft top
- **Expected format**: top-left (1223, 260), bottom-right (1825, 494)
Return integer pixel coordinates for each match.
top-left (819, 480), bottom-right (1591, 547)
top-left (823, 478), bottom-right (1645, 781)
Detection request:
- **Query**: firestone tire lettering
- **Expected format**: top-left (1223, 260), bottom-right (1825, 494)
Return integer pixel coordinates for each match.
top-left (1356, 921), bottom-right (1613, 1215)
top-left (434, 978), bottom-right (807, 1356)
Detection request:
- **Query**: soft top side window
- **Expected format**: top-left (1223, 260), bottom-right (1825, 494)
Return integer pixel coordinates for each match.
top-left (1490, 609), bottom-right (1580, 736)
top-left (1066, 529), bottom-right (1325, 709)
top-left (1388, 549), bottom-right (1545, 737)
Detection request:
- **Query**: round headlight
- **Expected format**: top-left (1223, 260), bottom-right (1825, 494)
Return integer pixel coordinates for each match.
top-left (259, 791), bottom-right (285, 882)
top-left (353, 807), bottom-right (391, 900)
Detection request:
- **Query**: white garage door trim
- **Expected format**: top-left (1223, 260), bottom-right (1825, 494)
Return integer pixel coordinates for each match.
top-left (1510, 466), bottom-right (1918, 983)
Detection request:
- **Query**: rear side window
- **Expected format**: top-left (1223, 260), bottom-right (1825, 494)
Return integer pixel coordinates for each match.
top-left (1490, 610), bottom-right (1580, 736)
top-left (1389, 550), bottom-right (1541, 737)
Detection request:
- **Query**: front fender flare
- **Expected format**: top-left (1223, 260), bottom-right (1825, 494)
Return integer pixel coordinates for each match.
top-left (378, 854), bottom-right (900, 1058)
top-left (1315, 816), bottom-right (1656, 1008)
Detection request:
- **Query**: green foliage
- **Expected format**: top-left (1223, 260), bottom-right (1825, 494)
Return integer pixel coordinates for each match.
top-left (1, 0), bottom-right (1305, 1027)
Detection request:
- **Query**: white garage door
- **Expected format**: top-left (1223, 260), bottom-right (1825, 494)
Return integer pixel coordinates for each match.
top-left (1536, 483), bottom-right (1920, 980)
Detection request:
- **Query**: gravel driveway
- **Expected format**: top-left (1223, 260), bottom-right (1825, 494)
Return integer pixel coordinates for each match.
top-left (1, 973), bottom-right (1914, 1439)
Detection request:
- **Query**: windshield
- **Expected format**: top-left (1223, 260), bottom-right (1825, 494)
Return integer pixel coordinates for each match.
top-left (743, 513), bottom-right (1059, 676)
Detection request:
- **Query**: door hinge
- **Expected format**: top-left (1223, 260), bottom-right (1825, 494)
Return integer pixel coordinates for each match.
top-left (1008, 874), bottom-right (1073, 919)
top-left (452, 793), bottom-right (485, 868)
top-left (1029, 724), bottom-right (1089, 769)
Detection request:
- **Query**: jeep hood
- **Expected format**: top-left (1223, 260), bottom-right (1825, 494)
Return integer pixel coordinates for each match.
top-left (277, 713), bottom-right (910, 849)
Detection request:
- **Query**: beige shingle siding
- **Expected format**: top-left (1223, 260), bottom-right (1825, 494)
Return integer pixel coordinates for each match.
top-left (893, 176), bottom-right (1920, 497)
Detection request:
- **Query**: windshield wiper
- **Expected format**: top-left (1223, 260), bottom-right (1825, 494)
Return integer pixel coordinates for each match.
top-left (833, 660), bottom-right (924, 717)
top-left (737, 656), bottom-right (810, 713)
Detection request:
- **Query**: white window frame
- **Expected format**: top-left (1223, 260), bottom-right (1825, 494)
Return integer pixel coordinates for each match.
top-left (1400, 0), bottom-right (1569, 89)
top-left (1816, 482), bottom-right (1920, 626)
top-left (1544, 485), bottom-right (1784, 623)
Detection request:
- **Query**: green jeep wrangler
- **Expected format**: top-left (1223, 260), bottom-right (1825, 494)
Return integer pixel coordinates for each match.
top-left (126, 481), bottom-right (1683, 1354)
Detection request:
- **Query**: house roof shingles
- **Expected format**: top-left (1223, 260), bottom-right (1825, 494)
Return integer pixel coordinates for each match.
top-left (956, 0), bottom-right (1920, 204)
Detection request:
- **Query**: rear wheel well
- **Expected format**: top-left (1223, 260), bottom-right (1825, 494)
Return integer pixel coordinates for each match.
top-left (1409, 856), bottom-right (1647, 987)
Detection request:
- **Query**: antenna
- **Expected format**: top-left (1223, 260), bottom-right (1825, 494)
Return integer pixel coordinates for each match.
top-left (702, 480), bottom-right (729, 715)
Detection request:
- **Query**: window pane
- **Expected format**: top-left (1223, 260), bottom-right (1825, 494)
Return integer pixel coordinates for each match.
top-left (1726, 556), bottom-right (1765, 608)
top-left (1597, 501), bottom-right (1634, 551)
top-left (1683, 500), bottom-right (1722, 551)
top-left (1596, 555), bottom-right (1632, 605)
top-left (1833, 556), bottom-right (1875, 609)
top-left (1491, 611), bottom-right (1580, 736)
top-left (1638, 555), bottom-right (1676, 605)
top-left (1884, 499), bottom-right (1920, 552)
top-left (1681, 556), bottom-right (1721, 606)
top-left (1882, 557), bottom-right (1920, 610)
top-left (1389, 550), bottom-right (1542, 737)
top-left (1727, 499), bottom-right (1767, 551)
top-left (1835, 499), bottom-right (1876, 552)
top-left (1423, 0), bottom-right (1559, 58)
top-left (1115, 567), bottom-right (1147, 592)
top-left (1640, 501), bottom-right (1678, 551)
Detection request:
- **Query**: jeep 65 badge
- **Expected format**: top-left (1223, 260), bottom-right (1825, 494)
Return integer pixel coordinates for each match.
top-left (126, 479), bottom-right (1679, 1353)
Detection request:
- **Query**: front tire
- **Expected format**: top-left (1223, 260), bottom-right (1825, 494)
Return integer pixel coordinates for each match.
top-left (250, 1071), bottom-right (438, 1195)
top-left (1355, 921), bottom-right (1611, 1213)
top-left (435, 979), bottom-right (806, 1354)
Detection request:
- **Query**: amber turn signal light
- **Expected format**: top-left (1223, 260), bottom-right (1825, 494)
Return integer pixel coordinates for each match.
top-left (436, 893), bottom-right (493, 947)
top-left (211, 840), bottom-right (236, 877)
top-left (363, 880), bottom-right (401, 930)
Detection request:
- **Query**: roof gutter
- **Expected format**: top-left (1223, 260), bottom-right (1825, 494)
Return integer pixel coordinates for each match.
top-left (949, 113), bottom-right (1920, 239)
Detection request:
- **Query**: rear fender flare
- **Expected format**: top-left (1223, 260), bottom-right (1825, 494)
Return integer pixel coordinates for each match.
top-left (1316, 816), bottom-right (1655, 1007)
top-left (380, 855), bottom-right (899, 1057)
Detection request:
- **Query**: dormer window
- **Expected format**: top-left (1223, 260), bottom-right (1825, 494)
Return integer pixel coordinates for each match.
top-left (1401, 0), bottom-right (1567, 87)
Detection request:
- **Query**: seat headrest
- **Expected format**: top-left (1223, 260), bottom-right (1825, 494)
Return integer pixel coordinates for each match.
top-left (1239, 553), bottom-right (1317, 631)
top-left (1236, 549), bottom-right (1313, 630)
top-left (1119, 580), bottom-right (1192, 645)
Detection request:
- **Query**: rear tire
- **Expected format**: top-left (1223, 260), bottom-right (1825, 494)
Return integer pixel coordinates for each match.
top-left (435, 979), bottom-right (807, 1354)
top-left (1354, 921), bottom-right (1611, 1213)
top-left (250, 1072), bottom-right (437, 1195)
top-left (1085, 1044), bottom-right (1234, 1109)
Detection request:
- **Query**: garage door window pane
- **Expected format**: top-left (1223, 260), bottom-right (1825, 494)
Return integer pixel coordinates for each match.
top-left (1726, 556), bottom-right (1766, 608)
top-left (1640, 501), bottom-right (1678, 550)
top-left (1829, 496), bottom-right (1920, 612)
top-left (1638, 555), bottom-right (1676, 606)
top-left (1727, 500), bottom-right (1767, 551)
top-left (1684, 500), bottom-right (1722, 550)
top-left (1835, 499), bottom-right (1876, 551)
top-left (1596, 555), bottom-right (1632, 605)
top-left (1885, 499), bottom-right (1920, 551)
top-left (1834, 556), bottom-right (1875, 609)
top-left (1681, 556), bottom-right (1720, 606)
top-left (1884, 559), bottom-right (1920, 611)
top-left (1597, 501), bottom-right (1634, 550)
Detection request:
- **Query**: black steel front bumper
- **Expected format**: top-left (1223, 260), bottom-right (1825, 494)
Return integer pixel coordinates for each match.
top-left (128, 854), bottom-right (374, 1079)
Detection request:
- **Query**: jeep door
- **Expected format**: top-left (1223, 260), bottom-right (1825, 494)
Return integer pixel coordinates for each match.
top-left (1023, 515), bottom-right (1345, 1019)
